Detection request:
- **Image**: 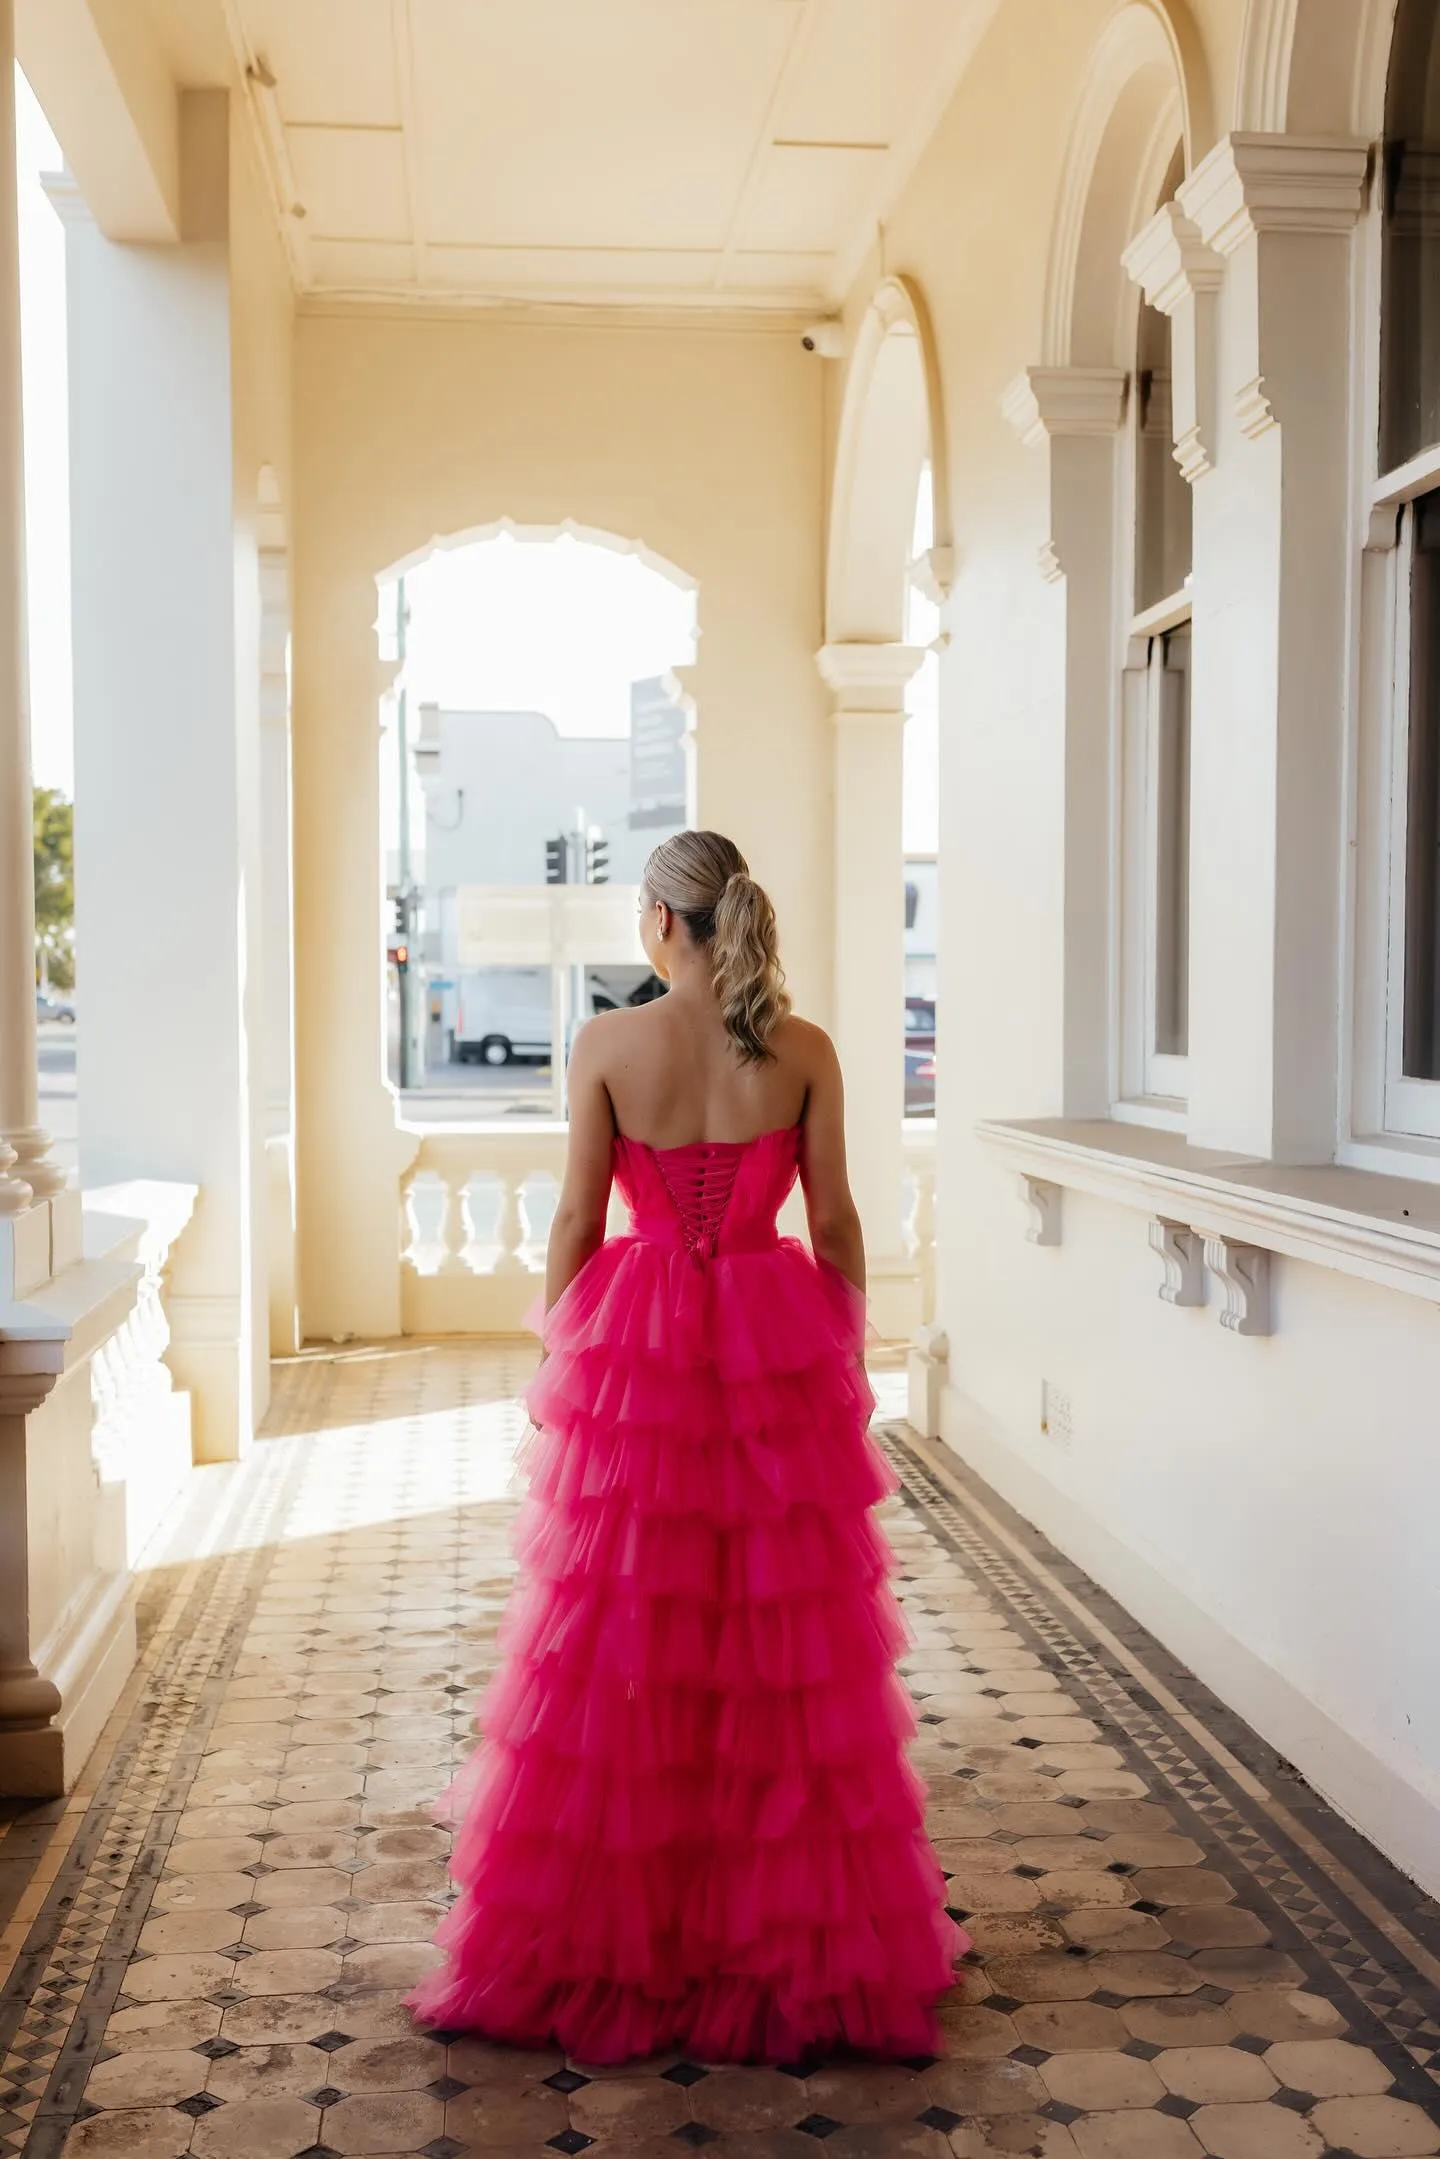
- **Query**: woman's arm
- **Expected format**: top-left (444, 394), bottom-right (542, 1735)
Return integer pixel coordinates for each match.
top-left (544, 1018), bottom-right (617, 1313)
top-left (797, 1026), bottom-right (866, 1296)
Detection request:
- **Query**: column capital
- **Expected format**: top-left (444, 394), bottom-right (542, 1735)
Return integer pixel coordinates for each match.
top-left (1001, 367), bottom-right (1128, 449)
top-left (1123, 200), bottom-right (1224, 316)
top-left (1179, 132), bottom-right (1369, 258)
top-left (1124, 203), bottom-right (1227, 485)
top-left (816, 641), bottom-right (927, 714)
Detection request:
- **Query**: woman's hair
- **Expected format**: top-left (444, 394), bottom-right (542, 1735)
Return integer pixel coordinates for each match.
top-left (642, 830), bottom-right (791, 1063)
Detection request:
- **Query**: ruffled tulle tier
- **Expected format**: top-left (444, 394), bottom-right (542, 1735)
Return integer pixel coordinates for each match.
top-left (409, 1230), bottom-right (963, 2063)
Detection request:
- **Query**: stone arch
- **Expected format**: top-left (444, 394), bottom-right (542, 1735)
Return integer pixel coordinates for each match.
top-left (374, 513), bottom-right (699, 613)
top-left (826, 275), bottom-right (949, 645)
top-left (1236, 0), bottom-right (1393, 135)
top-left (1041, 0), bottom-right (1211, 368)
top-left (372, 515), bottom-right (701, 849)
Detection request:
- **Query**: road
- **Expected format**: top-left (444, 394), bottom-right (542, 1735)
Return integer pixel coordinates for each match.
top-left (37, 1021), bottom-right (78, 1177)
top-left (396, 1057), bottom-right (558, 1121)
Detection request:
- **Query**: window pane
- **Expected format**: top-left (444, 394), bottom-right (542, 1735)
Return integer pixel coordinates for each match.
top-left (1154, 624), bottom-right (1191, 1060)
top-left (1382, 0), bottom-right (1440, 472)
top-left (1135, 304), bottom-right (1193, 612)
top-left (1404, 491), bottom-right (1440, 1077)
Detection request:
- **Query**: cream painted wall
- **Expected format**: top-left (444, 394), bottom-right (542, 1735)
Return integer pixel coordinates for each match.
top-left (291, 310), bottom-right (828, 1341)
top-left (827, 0), bottom-right (1440, 1888)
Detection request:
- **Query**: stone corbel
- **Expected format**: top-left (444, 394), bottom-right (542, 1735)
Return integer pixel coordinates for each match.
top-left (1149, 1218), bottom-right (1206, 1307)
top-left (1019, 1175), bottom-right (1062, 1247)
top-left (1202, 1233), bottom-right (1272, 1336)
top-left (1122, 201), bottom-right (1224, 483)
top-left (908, 545), bottom-right (955, 607)
top-left (1001, 368), bottom-right (1128, 580)
top-left (1177, 134), bottom-right (1369, 443)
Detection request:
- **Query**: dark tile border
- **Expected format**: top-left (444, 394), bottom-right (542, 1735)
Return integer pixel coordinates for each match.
top-left (0, 1436), bottom-right (304, 2159)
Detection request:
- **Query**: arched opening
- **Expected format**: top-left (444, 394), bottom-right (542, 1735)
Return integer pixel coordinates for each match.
top-left (824, 276), bottom-right (948, 1326)
top-left (904, 465), bottom-right (940, 1120)
top-left (375, 522), bottom-right (697, 1119)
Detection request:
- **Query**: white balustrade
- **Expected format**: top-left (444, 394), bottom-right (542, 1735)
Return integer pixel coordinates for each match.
top-left (401, 1119), bottom-right (936, 1337)
top-left (902, 1119), bottom-right (938, 1326)
top-left (402, 1124), bottom-right (580, 1333)
top-left (84, 1181), bottom-right (198, 1568)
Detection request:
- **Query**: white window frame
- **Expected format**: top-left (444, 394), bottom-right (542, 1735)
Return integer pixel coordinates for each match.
top-left (1118, 588), bottom-right (1192, 1115)
top-left (1344, 112), bottom-right (1440, 1166)
top-left (1379, 471), bottom-right (1440, 1140)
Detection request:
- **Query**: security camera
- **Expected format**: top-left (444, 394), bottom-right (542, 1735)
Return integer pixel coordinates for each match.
top-left (801, 321), bottom-right (844, 358)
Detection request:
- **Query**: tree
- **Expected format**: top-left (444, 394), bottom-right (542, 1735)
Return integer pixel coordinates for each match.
top-left (33, 786), bottom-right (74, 991)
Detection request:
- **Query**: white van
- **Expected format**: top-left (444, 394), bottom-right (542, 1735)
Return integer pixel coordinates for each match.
top-left (452, 964), bottom-right (662, 1065)
top-left (453, 968), bottom-right (552, 1065)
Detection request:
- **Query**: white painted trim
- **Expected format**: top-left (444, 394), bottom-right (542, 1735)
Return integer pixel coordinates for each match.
top-left (929, 1389), bottom-right (1440, 1897)
top-left (978, 1115), bottom-right (1440, 1304)
top-left (1372, 437), bottom-right (1440, 511)
top-left (1129, 586), bottom-right (1195, 640)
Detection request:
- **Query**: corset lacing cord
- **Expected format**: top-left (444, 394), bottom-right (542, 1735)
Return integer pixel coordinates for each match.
top-left (654, 1147), bottom-right (744, 1261)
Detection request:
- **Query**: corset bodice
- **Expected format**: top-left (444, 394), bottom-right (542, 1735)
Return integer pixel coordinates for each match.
top-left (614, 1125), bottom-right (801, 1259)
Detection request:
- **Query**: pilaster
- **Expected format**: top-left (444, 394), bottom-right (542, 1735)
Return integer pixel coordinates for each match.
top-left (1001, 367), bottom-right (1127, 1117)
top-left (816, 641), bottom-right (926, 1339)
top-left (1168, 133), bottom-right (1368, 1160)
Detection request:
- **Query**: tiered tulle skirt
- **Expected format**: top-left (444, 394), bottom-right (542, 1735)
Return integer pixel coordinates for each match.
top-left (408, 1235), bottom-right (961, 2063)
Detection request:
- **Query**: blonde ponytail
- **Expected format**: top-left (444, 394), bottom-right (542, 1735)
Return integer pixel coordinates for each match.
top-left (642, 831), bottom-right (791, 1063)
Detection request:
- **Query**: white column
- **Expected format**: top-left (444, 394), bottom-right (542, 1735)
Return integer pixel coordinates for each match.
top-left (55, 96), bottom-right (261, 1459)
top-left (816, 640), bottom-right (924, 1338)
top-left (1175, 135), bottom-right (1368, 1160)
top-left (259, 544), bottom-right (299, 1356)
top-left (0, 0), bottom-right (61, 1221)
top-left (1000, 367), bottom-right (1129, 1118)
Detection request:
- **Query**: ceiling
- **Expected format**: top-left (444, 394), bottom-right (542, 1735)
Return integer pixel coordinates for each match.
top-left (198, 0), bottom-right (999, 312)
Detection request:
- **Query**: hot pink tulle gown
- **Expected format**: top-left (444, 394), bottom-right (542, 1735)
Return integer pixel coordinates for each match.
top-left (409, 1124), bottom-right (963, 2063)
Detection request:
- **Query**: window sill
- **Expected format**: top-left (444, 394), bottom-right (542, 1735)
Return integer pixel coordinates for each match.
top-left (1110, 1097), bottom-right (1188, 1136)
top-left (977, 1116), bottom-right (1440, 1306)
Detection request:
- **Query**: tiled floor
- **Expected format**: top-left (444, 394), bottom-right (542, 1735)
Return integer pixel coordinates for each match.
top-left (2, 1342), bottom-right (1440, 2159)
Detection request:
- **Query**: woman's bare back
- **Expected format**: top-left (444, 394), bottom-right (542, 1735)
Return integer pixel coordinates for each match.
top-left (584, 997), bottom-right (823, 1150)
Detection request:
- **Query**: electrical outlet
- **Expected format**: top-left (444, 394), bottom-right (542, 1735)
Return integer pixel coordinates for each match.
top-left (1041, 1380), bottom-right (1073, 1448)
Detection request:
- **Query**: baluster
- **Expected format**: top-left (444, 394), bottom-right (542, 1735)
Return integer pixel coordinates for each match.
top-left (437, 1169), bottom-right (473, 1275)
top-left (904, 1152), bottom-right (938, 1326)
top-left (400, 1167), bottom-right (421, 1273)
top-left (494, 1166), bottom-right (531, 1275)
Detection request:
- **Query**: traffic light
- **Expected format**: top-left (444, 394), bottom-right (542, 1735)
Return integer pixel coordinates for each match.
top-left (391, 895), bottom-right (406, 941)
top-left (585, 832), bottom-right (609, 885)
top-left (545, 835), bottom-right (568, 885)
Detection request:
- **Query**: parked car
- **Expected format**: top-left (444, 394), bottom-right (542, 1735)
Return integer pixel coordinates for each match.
top-left (36, 991), bottom-right (75, 1024)
top-left (905, 1048), bottom-right (935, 1116)
top-left (905, 996), bottom-right (936, 1053)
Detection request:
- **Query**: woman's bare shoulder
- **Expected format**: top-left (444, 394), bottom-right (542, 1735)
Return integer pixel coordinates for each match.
top-left (771, 1013), bottom-right (838, 1072)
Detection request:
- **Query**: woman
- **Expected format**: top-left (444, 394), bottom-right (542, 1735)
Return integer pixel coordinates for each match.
top-left (410, 830), bottom-right (962, 2064)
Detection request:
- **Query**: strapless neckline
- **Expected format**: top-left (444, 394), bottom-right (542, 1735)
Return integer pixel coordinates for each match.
top-left (615, 1123), bottom-right (801, 1158)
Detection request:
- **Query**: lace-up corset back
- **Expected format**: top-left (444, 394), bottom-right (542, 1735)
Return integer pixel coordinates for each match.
top-left (615, 1126), bottom-right (800, 1258)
